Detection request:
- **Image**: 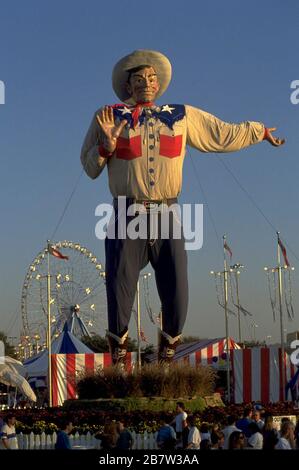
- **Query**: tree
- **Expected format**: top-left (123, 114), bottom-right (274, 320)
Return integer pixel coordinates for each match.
top-left (81, 335), bottom-right (109, 352)
top-left (180, 336), bottom-right (205, 344)
top-left (0, 331), bottom-right (16, 358)
top-left (141, 343), bottom-right (155, 363)
top-left (243, 340), bottom-right (264, 348)
top-left (81, 335), bottom-right (138, 352)
top-left (127, 338), bottom-right (138, 352)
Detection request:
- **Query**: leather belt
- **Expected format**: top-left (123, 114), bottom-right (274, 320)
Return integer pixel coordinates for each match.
top-left (113, 197), bottom-right (178, 214)
top-left (113, 197), bottom-right (178, 208)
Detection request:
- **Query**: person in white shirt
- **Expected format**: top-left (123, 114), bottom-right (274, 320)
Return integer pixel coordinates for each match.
top-left (186, 415), bottom-right (201, 449)
top-left (172, 402), bottom-right (187, 446)
top-left (275, 421), bottom-right (295, 450)
top-left (222, 415), bottom-right (241, 450)
top-left (1, 414), bottom-right (18, 450)
top-left (247, 422), bottom-right (263, 449)
top-left (200, 423), bottom-right (211, 442)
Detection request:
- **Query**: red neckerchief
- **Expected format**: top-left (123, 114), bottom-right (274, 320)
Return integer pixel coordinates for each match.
top-left (131, 101), bottom-right (154, 128)
top-left (111, 101), bottom-right (154, 128)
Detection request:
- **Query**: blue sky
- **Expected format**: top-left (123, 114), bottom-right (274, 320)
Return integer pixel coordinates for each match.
top-left (0, 0), bottom-right (299, 346)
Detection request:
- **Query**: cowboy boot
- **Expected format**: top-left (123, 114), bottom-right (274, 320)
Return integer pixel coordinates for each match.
top-left (158, 331), bottom-right (181, 365)
top-left (106, 331), bottom-right (128, 369)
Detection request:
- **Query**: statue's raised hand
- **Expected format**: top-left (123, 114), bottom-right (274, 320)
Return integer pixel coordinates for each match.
top-left (96, 106), bottom-right (127, 153)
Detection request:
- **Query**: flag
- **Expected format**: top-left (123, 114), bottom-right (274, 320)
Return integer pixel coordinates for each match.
top-left (285, 367), bottom-right (299, 401)
top-left (278, 238), bottom-right (290, 267)
top-left (224, 241), bottom-right (232, 258)
top-left (48, 244), bottom-right (69, 260)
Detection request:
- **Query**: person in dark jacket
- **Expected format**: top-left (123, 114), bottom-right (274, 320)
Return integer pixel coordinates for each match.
top-left (55, 419), bottom-right (73, 450)
top-left (236, 407), bottom-right (253, 438)
top-left (116, 419), bottom-right (133, 449)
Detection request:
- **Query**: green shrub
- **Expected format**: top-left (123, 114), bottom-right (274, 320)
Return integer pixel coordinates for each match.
top-left (76, 363), bottom-right (215, 400)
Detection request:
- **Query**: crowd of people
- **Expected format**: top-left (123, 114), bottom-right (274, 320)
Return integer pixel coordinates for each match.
top-left (0, 404), bottom-right (298, 450)
top-left (0, 414), bottom-right (133, 450)
top-left (156, 403), bottom-right (298, 450)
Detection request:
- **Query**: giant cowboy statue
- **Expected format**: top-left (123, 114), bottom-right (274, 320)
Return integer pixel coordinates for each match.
top-left (81, 50), bottom-right (285, 366)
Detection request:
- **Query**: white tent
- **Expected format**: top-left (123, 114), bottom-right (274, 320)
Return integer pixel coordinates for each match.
top-left (2, 356), bottom-right (26, 376)
top-left (24, 323), bottom-right (93, 379)
top-left (0, 357), bottom-right (36, 402)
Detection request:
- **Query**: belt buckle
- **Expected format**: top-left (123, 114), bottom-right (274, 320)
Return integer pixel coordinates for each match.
top-left (144, 200), bottom-right (161, 213)
top-left (143, 201), bottom-right (154, 209)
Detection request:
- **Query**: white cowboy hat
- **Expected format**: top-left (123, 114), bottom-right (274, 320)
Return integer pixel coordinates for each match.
top-left (112, 49), bottom-right (172, 104)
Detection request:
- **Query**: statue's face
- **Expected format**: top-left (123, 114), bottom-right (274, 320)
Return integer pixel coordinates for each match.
top-left (126, 66), bottom-right (160, 103)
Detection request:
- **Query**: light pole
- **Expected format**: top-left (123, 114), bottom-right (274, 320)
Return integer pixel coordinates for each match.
top-left (210, 235), bottom-right (231, 402)
top-left (34, 334), bottom-right (40, 354)
top-left (136, 272), bottom-right (151, 370)
top-left (250, 323), bottom-right (258, 342)
top-left (47, 240), bottom-right (53, 407)
top-left (264, 232), bottom-right (295, 397)
top-left (24, 335), bottom-right (30, 359)
top-left (17, 343), bottom-right (24, 360)
top-left (17, 343), bottom-right (22, 360)
top-left (265, 335), bottom-right (272, 346)
top-left (229, 263), bottom-right (245, 345)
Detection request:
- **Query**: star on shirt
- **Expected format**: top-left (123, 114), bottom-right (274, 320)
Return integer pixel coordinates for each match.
top-left (161, 105), bottom-right (175, 114)
top-left (121, 107), bottom-right (132, 115)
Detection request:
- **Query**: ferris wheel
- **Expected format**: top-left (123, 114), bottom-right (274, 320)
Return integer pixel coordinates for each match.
top-left (21, 241), bottom-right (107, 347)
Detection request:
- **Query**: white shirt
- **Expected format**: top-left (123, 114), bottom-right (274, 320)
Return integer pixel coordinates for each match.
top-left (188, 426), bottom-right (201, 449)
top-left (200, 432), bottom-right (211, 441)
top-left (175, 411), bottom-right (187, 433)
top-left (248, 432), bottom-right (263, 449)
top-left (81, 105), bottom-right (265, 199)
top-left (1, 424), bottom-right (18, 450)
top-left (275, 437), bottom-right (292, 450)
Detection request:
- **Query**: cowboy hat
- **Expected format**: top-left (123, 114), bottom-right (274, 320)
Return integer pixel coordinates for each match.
top-left (112, 49), bottom-right (172, 104)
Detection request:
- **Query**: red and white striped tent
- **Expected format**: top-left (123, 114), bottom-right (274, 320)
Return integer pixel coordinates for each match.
top-left (174, 337), bottom-right (240, 366)
top-left (51, 352), bottom-right (137, 406)
top-left (147, 337), bottom-right (240, 367)
top-left (231, 347), bottom-right (296, 403)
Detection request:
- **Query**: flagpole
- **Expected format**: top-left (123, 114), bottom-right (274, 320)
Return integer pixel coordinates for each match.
top-left (47, 240), bottom-right (53, 407)
top-left (136, 280), bottom-right (142, 370)
top-left (223, 235), bottom-right (231, 403)
top-left (235, 271), bottom-right (242, 345)
top-left (277, 232), bottom-right (286, 398)
top-left (157, 308), bottom-right (163, 358)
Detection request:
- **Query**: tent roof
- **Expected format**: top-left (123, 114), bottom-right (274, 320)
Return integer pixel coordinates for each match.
top-left (147, 337), bottom-right (240, 362)
top-left (175, 337), bottom-right (240, 358)
top-left (24, 325), bottom-right (93, 377)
